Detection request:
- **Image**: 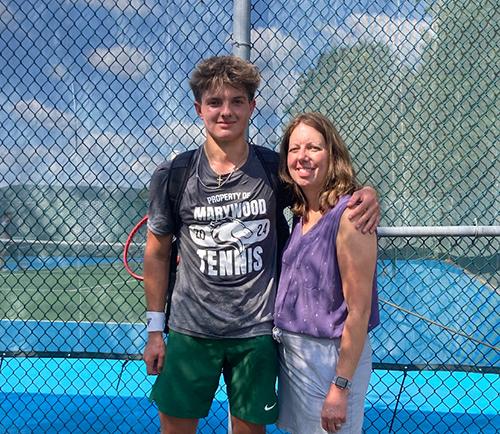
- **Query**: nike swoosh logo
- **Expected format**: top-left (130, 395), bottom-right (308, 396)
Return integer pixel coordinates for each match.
top-left (264, 403), bottom-right (277, 411)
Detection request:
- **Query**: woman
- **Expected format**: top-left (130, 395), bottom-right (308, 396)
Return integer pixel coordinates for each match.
top-left (273, 112), bottom-right (379, 434)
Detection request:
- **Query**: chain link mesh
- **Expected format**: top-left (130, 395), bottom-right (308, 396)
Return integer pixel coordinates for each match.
top-left (0, 0), bottom-right (498, 432)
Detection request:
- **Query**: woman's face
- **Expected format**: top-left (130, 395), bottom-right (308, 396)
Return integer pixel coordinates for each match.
top-left (287, 122), bottom-right (329, 196)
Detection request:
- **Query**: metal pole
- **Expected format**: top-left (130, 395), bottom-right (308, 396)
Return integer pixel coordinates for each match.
top-left (229, 5), bottom-right (252, 431)
top-left (377, 225), bottom-right (500, 237)
top-left (232, 0), bottom-right (252, 144)
top-left (232, 0), bottom-right (251, 60)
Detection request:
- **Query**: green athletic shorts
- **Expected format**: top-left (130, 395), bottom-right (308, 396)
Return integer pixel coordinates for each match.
top-left (149, 329), bottom-right (278, 425)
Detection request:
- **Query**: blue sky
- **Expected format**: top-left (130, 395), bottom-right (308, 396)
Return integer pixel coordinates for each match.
top-left (0, 0), bottom-right (434, 188)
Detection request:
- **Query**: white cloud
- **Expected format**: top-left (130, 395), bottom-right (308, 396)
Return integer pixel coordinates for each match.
top-left (68, 121), bottom-right (205, 187)
top-left (150, 120), bottom-right (205, 156)
top-left (49, 63), bottom-right (69, 81)
top-left (332, 13), bottom-right (435, 65)
top-left (252, 27), bottom-right (304, 68)
top-left (0, 3), bottom-right (14, 27)
top-left (88, 45), bottom-right (152, 80)
top-left (251, 27), bottom-right (304, 115)
top-left (71, 0), bottom-right (155, 17)
top-left (54, 130), bottom-right (144, 186)
top-left (0, 142), bottom-right (70, 187)
top-left (4, 96), bottom-right (203, 187)
top-left (13, 99), bottom-right (77, 132)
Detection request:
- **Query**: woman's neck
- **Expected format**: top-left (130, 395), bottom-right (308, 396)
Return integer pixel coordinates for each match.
top-left (301, 206), bottom-right (323, 234)
top-left (303, 190), bottom-right (320, 214)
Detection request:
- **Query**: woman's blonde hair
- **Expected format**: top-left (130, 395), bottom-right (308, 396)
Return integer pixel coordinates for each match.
top-left (279, 112), bottom-right (359, 217)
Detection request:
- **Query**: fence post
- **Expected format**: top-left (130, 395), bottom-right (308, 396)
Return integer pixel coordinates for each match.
top-left (232, 0), bottom-right (251, 60)
top-left (233, 0), bottom-right (252, 146)
top-left (229, 4), bottom-right (252, 432)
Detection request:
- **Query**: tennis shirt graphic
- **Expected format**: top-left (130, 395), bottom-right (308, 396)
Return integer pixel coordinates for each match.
top-left (148, 146), bottom-right (278, 339)
top-left (191, 203), bottom-right (270, 276)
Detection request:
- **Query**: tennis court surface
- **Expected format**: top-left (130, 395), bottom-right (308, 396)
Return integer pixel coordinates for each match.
top-left (1, 255), bottom-right (498, 433)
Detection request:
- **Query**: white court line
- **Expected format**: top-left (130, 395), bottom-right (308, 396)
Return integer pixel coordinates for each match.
top-left (0, 279), bottom-right (140, 293)
top-left (0, 287), bottom-right (138, 294)
top-left (0, 318), bottom-right (144, 327)
top-left (0, 265), bottom-right (125, 278)
top-left (78, 279), bottom-right (135, 291)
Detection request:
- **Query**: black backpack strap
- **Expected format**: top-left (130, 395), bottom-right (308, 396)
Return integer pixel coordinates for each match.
top-left (252, 145), bottom-right (293, 209)
top-left (167, 150), bottom-right (196, 234)
top-left (163, 149), bottom-right (196, 333)
top-left (253, 145), bottom-right (291, 273)
top-left (253, 145), bottom-right (280, 192)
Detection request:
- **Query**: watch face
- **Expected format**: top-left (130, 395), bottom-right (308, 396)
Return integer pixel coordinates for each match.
top-left (336, 377), bottom-right (348, 388)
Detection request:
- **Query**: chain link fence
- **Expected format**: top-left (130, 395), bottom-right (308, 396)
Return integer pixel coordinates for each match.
top-left (0, 0), bottom-right (498, 432)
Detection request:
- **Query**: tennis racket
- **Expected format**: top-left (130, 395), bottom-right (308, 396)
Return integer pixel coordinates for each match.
top-left (123, 215), bottom-right (148, 281)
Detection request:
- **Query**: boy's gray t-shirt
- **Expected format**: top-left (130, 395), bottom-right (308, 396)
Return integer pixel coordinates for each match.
top-left (148, 146), bottom-right (278, 338)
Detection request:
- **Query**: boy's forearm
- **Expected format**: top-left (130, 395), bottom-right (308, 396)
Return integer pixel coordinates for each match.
top-left (144, 254), bottom-right (170, 312)
top-left (143, 232), bottom-right (172, 312)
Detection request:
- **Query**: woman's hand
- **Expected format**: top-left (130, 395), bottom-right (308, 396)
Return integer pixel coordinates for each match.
top-left (321, 385), bottom-right (349, 432)
top-left (347, 186), bottom-right (380, 234)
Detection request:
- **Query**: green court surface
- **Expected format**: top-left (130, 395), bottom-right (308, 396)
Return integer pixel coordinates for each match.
top-left (0, 259), bottom-right (144, 324)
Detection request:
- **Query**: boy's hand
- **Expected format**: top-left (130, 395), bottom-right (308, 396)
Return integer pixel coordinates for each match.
top-left (347, 186), bottom-right (380, 234)
top-left (143, 332), bottom-right (166, 375)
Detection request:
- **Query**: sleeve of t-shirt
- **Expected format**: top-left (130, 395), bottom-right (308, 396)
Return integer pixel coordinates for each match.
top-left (147, 161), bottom-right (175, 236)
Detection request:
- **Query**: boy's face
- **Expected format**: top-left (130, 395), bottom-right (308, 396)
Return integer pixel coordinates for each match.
top-left (195, 85), bottom-right (255, 146)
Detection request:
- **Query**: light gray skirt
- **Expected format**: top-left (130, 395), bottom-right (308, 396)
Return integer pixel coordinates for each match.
top-left (276, 330), bottom-right (372, 434)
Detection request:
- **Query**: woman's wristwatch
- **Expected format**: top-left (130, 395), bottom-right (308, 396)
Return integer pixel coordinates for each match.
top-left (332, 375), bottom-right (352, 391)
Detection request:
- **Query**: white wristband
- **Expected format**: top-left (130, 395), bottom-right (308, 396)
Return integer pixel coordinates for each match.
top-left (146, 311), bottom-right (166, 332)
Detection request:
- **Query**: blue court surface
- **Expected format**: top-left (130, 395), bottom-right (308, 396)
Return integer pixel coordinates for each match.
top-left (1, 255), bottom-right (119, 272)
top-left (0, 357), bottom-right (498, 434)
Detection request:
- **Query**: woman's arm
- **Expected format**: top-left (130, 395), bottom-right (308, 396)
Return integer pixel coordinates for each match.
top-left (320, 211), bottom-right (377, 432)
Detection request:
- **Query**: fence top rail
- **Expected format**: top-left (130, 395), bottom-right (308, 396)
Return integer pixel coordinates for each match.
top-left (2, 351), bottom-right (498, 375)
top-left (1, 226), bottom-right (499, 246)
top-left (377, 226), bottom-right (500, 237)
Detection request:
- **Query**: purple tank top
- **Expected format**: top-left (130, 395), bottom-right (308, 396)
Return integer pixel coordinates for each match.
top-left (274, 195), bottom-right (379, 338)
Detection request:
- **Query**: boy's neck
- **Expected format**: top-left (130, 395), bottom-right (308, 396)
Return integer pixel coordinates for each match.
top-left (204, 135), bottom-right (249, 164)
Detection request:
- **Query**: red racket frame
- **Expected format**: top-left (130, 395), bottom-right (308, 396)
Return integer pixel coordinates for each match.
top-left (123, 215), bottom-right (148, 281)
